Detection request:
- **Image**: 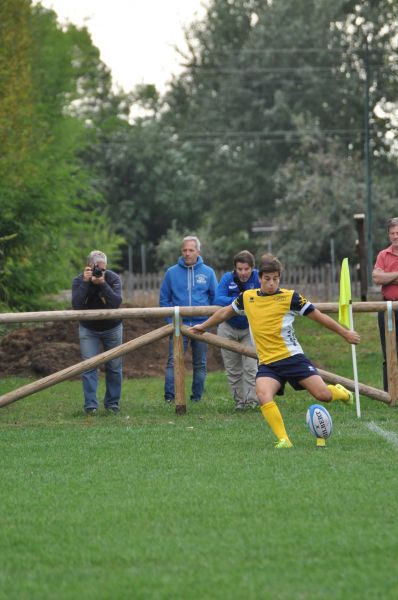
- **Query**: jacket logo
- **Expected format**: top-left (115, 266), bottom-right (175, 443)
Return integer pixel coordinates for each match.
top-left (196, 274), bottom-right (207, 284)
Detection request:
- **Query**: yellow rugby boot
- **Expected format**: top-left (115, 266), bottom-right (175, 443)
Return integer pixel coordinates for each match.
top-left (274, 438), bottom-right (293, 449)
top-left (335, 383), bottom-right (354, 405)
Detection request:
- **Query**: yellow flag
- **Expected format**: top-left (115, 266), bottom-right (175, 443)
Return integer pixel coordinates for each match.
top-left (339, 258), bottom-right (351, 328)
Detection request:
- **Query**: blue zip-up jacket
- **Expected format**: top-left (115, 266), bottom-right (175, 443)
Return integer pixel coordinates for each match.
top-left (159, 256), bottom-right (218, 325)
top-left (215, 269), bottom-right (260, 329)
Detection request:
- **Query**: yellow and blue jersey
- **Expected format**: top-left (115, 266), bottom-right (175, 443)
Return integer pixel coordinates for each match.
top-left (231, 288), bottom-right (314, 365)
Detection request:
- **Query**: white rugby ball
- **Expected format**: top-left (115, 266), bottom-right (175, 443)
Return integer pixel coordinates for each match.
top-left (306, 404), bottom-right (333, 439)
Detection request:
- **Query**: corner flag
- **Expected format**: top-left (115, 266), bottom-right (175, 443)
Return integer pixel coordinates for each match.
top-left (339, 258), bottom-right (351, 328)
top-left (338, 258), bottom-right (361, 418)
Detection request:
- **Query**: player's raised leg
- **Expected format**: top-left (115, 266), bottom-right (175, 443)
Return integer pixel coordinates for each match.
top-left (256, 377), bottom-right (293, 448)
top-left (299, 375), bottom-right (353, 405)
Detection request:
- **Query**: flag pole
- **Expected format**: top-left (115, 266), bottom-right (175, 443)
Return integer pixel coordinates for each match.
top-left (339, 258), bottom-right (361, 419)
top-left (349, 301), bottom-right (361, 418)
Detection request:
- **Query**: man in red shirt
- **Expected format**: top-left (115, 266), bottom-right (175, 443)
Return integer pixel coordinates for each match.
top-left (372, 217), bottom-right (398, 390)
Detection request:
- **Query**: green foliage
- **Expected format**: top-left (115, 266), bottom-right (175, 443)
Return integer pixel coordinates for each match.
top-left (84, 119), bottom-right (207, 258)
top-left (271, 133), bottom-right (398, 265)
top-left (131, 83), bottom-right (161, 116)
top-left (272, 138), bottom-right (365, 265)
top-left (331, 0), bottom-right (398, 156)
top-left (45, 0), bottom-right (398, 273)
top-left (0, 1), bottom-right (124, 310)
top-left (156, 0), bottom-right (398, 261)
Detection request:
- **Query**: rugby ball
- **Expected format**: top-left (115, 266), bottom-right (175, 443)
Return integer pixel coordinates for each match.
top-left (306, 404), bottom-right (333, 439)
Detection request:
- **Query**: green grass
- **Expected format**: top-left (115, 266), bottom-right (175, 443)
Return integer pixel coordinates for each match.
top-left (1, 314), bottom-right (398, 599)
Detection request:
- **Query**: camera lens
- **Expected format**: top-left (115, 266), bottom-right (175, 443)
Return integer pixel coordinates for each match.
top-left (92, 266), bottom-right (104, 277)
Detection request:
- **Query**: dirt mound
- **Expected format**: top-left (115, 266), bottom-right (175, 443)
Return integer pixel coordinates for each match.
top-left (0, 308), bottom-right (223, 379)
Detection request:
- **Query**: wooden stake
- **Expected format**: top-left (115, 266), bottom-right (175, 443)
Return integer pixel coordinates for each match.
top-left (173, 310), bottom-right (186, 415)
top-left (0, 324), bottom-right (173, 408)
top-left (385, 308), bottom-right (398, 406)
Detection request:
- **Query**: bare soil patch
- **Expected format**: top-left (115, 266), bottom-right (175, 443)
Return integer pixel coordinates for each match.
top-left (0, 305), bottom-right (223, 378)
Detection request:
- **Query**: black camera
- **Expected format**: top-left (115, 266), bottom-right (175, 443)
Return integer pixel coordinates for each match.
top-left (92, 264), bottom-right (105, 278)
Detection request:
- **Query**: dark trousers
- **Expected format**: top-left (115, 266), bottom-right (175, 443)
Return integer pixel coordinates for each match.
top-left (377, 310), bottom-right (398, 392)
top-left (164, 335), bottom-right (208, 401)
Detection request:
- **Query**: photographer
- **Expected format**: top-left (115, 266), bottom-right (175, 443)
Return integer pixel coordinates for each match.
top-left (72, 250), bottom-right (123, 415)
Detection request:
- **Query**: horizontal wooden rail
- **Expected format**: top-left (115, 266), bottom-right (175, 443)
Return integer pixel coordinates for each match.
top-left (0, 306), bottom-right (220, 324)
top-left (0, 301), bottom-right (397, 324)
top-left (181, 326), bottom-right (391, 405)
top-left (314, 301), bottom-right (398, 313)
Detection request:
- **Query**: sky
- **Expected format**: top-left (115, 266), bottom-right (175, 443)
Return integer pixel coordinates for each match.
top-left (36, 0), bottom-right (207, 92)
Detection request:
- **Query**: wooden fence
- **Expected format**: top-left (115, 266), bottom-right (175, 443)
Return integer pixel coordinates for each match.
top-left (122, 265), bottom-right (360, 304)
top-left (0, 302), bottom-right (396, 413)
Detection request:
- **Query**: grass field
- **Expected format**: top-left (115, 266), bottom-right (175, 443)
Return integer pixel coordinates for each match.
top-left (1, 313), bottom-right (398, 599)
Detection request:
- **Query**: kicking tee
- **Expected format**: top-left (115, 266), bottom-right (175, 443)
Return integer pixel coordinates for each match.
top-left (231, 288), bottom-right (314, 365)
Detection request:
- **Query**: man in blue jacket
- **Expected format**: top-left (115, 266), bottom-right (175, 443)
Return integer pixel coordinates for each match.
top-left (159, 236), bottom-right (218, 403)
top-left (215, 250), bottom-right (260, 410)
top-left (72, 250), bottom-right (123, 415)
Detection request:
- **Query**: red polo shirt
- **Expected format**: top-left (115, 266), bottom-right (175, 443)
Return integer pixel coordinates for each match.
top-left (374, 245), bottom-right (398, 300)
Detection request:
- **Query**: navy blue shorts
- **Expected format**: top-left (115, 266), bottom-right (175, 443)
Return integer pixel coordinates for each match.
top-left (256, 354), bottom-right (319, 396)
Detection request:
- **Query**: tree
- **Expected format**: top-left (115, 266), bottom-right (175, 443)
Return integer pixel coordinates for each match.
top-left (0, 1), bottom-right (123, 310)
top-left (159, 0), bottom-right (398, 252)
top-left (271, 139), bottom-right (364, 265)
top-left (82, 114), bottom-right (209, 270)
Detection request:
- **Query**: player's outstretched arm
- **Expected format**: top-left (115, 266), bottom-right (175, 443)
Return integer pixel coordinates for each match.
top-left (190, 305), bottom-right (235, 335)
top-left (307, 309), bottom-right (360, 345)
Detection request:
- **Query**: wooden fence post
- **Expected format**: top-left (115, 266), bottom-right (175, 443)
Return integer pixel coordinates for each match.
top-left (384, 304), bottom-right (398, 406)
top-left (173, 307), bottom-right (186, 415)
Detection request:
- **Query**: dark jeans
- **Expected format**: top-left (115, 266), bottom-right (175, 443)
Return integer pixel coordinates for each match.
top-left (164, 335), bottom-right (208, 401)
top-left (377, 310), bottom-right (398, 392)
top-left (79, 323), bottom-right (123, 410)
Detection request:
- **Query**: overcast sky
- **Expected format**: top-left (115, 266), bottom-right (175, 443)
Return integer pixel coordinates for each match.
top-left (36, 0), bottom-right (207, 92)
